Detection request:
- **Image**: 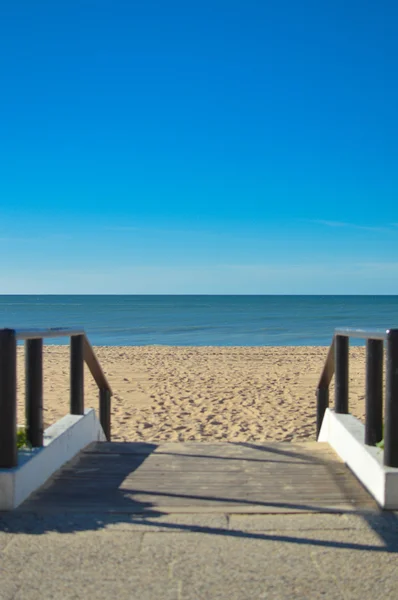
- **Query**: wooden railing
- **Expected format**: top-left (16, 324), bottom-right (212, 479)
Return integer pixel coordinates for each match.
top-left (317, 328), bottom-right (398, 467)
top-left (0, 328), bottom-right (112, 468)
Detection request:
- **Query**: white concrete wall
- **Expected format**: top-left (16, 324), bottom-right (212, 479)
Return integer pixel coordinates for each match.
top-left (319, 408), bottom-right (398, 509)
top-left (0, 409), bottom-right (106, 510)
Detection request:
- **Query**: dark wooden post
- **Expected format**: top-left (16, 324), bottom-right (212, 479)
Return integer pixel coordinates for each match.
top-left (25, 338), bottom-right (44, 447)
top-left (70, 335), bottom-right (84, 414)
top-left (365, 339), bottom-right (383, 446)
top-left (316, 387), bottom-right (329, 437)
top-left (100, 388), bottom-right (111, 441)
top-left (384, 329), bottom-right (398, 467)
top-left (0, 329), bottom-right (17, 468)
top-left (335, 335), bottom-right (349, 414)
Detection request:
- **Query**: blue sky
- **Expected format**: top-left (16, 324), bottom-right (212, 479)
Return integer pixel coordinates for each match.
top-left (0, 0), bottom-right (397, 294)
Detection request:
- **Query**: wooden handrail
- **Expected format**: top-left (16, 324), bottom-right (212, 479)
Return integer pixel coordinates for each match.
top-left (317, 327), bottom-right (390, 392)
top-left (14, 328), bottom-right (112, 395)
top-left (83, 336), bottom-right (112, 394)
top-left (0, 327), bottom-right (112, 468)
top-left (334, 327), bottom-right (387, 341)
top-left (316, 327), bottom-right (398, 468)
top-left (317, 337), bottom-right (335, 390)
top-left (15, 327), bottom-right (85, 340)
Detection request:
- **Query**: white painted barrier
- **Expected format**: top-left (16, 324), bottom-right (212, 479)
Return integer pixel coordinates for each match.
top-left (319, 408), bottom-right (398, 509)
top-left (0, 409), bottom-right (106, 510)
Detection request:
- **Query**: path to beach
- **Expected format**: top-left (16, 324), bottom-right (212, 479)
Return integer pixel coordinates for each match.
top-left (5, 345), bottom-right (398, 600)
top-left (16, 345), bottom-right (367, 442)
top-left (1, 437), bottom-right (397, 600)
top-left (2, 510), bottom-right (398, 600)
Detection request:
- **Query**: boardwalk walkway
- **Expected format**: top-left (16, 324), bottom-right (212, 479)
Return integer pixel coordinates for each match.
top-left (3, 442), bottom-right (398, 600)
top-left (20, 441), bottom-right (375, 514)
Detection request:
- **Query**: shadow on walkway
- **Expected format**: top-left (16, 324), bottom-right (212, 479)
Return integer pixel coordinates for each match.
top-left (1, 441), bottom-right (396, 555)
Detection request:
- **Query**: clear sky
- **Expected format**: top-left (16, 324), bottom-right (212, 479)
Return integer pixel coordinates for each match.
top-left (0, 1), bottom-right (397, 294)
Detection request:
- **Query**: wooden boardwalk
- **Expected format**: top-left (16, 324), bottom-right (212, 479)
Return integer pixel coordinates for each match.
top-left (19, 441), bottom-right (377, 514)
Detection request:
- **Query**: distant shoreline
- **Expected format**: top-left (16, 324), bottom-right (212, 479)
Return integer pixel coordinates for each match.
top-left (3, 295), bottom-right (397, 346)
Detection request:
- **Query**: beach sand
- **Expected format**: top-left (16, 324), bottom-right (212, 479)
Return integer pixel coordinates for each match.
top-left (16, 346), bottom-right (368, 443)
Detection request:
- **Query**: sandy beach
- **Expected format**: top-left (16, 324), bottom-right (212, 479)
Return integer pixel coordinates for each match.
top-left (16, 346), bottom-right (368, 443)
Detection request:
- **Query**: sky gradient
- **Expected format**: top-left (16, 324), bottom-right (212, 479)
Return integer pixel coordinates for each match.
top-left (1, 1), bottom-right (397, 293)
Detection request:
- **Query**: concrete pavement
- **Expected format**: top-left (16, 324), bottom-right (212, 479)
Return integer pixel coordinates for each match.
top-left (1, 511), bottom-right (398, 600)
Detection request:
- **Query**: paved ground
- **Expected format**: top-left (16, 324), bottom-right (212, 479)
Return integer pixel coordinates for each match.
top-left (1, 511), bottom-right (398, 599)
top-left (1, 442), bottom-right (397, 599)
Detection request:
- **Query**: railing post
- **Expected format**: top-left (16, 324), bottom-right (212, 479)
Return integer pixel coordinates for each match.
top-left (0, 329), bottom-right (17, 468)
top-left (384, 329), bottom-right (398, 467)
top-left (70, 335), bottom-right (84, 414)
top-left (100, 388), bottom-right (111, 441)
top-left (25, 338), bottom-right (44, 447)
top-left (335, 335), bottom-right (349, 414)
top-left (316, 387), bottom-right (329, 437)
top-left (365, 339), bottom-right (383, 446)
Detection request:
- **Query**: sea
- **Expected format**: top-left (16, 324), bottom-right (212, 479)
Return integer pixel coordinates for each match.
top-left (0, 295), bottom-right (397, 346)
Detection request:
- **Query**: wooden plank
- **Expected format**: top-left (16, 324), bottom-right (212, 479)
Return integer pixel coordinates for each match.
top-left (19, 441), bottom-right (378, 514)
top-left (82, 337), bottom-right (113, 394)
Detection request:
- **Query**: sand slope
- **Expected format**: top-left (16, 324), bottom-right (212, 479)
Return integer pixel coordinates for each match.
top-left (16, 346), bottom-right (367, 443)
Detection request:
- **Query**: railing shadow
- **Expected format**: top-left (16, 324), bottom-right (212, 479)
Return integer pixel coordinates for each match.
top-left (229, 441), bottom-right (322, 462)
top-left (2, 506), bottom-right (398, 554)
top-left (1, 442), bottom-right (398, 554)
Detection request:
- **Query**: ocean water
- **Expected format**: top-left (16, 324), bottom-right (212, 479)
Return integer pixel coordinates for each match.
top-left (0, 295), bottom-right (397, 346)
